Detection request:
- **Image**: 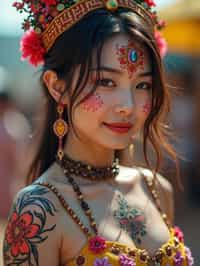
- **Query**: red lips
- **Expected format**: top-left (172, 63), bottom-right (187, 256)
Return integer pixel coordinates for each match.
top-left (103, 122), bottom-right (133, 134)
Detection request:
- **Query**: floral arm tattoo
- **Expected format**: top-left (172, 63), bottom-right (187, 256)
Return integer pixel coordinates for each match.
top-left (3, 186), bottom-right (57, 266)
top-left (113, 194), bottom-right (147, 245)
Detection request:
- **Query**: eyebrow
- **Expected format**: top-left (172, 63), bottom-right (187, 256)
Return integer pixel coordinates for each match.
top-left (90, 66), bottom-right (152, 77)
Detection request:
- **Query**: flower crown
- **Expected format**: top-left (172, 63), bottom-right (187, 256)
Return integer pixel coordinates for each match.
top-left (13, 0), bottom-right (167, 67)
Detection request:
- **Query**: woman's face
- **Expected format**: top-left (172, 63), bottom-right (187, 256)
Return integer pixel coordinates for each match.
top-left (69, 33), bottom-right (152, 150)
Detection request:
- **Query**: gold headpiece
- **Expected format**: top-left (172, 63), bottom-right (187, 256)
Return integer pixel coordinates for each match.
top-left (13, 0), bottom-right (166, 66)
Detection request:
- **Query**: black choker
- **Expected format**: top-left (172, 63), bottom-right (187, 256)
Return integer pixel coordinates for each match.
top-left (56, 153), bottom-right (120, 181)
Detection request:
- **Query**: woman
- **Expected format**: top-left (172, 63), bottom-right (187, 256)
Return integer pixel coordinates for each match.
top-left (3, 0), bottom-right (194, 265)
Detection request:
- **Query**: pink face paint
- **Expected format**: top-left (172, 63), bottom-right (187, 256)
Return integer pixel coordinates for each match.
top-left (81, 92), bottom-right (104, 112)
top-left (116, 39), bottom-right (145, 79)
top-left (142, 101), bottom-right (151, 114)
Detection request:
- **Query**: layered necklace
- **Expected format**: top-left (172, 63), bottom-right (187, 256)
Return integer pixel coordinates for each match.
top-left (54, 153), bottom-right (120, 236)
top-left (54, 153), bottom-right (170, 237)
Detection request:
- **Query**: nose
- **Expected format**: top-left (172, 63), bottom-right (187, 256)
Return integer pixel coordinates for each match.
top-left (115, 90), bottom-right (135, 116)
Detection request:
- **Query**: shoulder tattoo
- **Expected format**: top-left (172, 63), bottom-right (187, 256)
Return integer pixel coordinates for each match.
top-left (3, 185), bottom-right (57, 266)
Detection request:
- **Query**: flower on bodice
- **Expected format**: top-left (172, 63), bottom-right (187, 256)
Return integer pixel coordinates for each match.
top-left (94, 257), bottom-right (111, 266)
top-left (185, 246), bottom-right (194, 266)
top-left (173, 251), bottom-right (184, 266)
top-left (89, 236), bottom-right (106, 254)
top-left (174, 226), bottom-right (184, 242)
top-left (119, 254), bottom-right (136, 266)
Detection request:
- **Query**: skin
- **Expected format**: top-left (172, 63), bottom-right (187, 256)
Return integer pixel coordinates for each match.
top-left (3, 33), bottom-right (174, 265)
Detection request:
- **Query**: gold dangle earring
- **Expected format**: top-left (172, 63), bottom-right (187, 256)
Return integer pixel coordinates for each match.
top-left (129, 143), bottom-right (134, 163)
top-left (53, 103), bottom-right (68, 161)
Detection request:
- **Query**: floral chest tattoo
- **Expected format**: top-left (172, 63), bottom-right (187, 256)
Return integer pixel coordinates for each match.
top-left (113, 194), bottom-right (147, 245)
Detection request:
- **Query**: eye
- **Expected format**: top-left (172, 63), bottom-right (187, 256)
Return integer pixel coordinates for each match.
top-left (96, 78), bottom-right (116, 88)
top-left (136, 82), bottom-right (152, 90)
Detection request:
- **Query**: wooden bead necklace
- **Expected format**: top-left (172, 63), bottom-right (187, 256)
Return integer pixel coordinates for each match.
top-left (55, 153), bottom-right (120, 181)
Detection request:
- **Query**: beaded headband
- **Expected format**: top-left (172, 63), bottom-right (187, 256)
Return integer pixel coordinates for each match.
top-left (13, 0), bottom-right (167, 67)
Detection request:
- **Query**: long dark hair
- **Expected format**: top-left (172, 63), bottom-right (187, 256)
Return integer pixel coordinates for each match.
top-left (26, 8), bottom-right (180, 186)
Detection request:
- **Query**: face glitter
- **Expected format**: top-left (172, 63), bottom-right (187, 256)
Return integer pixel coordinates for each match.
top-left (142, 101), bottom-right (151, 114)
top-left (81, 92), bottom-right (104, 112)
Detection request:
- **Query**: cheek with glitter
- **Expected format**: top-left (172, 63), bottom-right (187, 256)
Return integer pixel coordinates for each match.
top-left (116, 39), bottom-right (145, 79)
top-left (142, 101), bottom-right (151, 114)
top-left (81, 92), bottom-right (104, 112)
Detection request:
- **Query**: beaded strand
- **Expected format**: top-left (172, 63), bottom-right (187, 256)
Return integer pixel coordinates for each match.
top-left (142, 173), bottom-right (171, 229)
top-left (62, 171), bottom-right (98, 235)
top-left (37, 182), bottom-right (93, 238)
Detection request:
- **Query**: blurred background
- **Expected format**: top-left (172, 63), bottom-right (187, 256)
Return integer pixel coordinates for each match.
top-left (0, 0), bottom-right (199, 265)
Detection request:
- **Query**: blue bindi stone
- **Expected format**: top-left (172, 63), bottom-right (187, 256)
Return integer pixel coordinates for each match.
top-left (129, 49), bottom-right (138, 63)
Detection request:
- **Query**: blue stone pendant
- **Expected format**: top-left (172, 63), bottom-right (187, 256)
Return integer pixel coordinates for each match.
top-left (129, 49), bottom-right (138, 63)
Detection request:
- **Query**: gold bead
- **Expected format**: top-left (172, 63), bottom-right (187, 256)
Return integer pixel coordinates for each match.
top-left (78, 195), bottom-right (83, 200)
top-left (91, 221), bottom-right (96, 226)
top-left (166, 245), bottom-right (172, 256)
top-left (140, 251), bottom-right (148, 262)
top-left (85, 209), bottom-right (91, 215)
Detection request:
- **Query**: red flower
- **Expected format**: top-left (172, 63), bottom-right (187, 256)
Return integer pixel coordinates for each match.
top-left (30, 3), bottom-right (42, 13)
top-left (154, 30), bottom-right (168, 58)
top-left (49, 7), bottom-right (59, 17)
top-left (144, 0), bottom-right (156, 7)
top-left (89, 235), bottom-right (106, 254)
top-left (41, 0), bottom-right (57, 6)
top-left (5, 211), bottom-right (40, 257)
top-left (174, 226), bottom-right (184, 242)
top-left (22, 19), bottom-right (31, 31)
top-left (20, 29), bottom-right (46, 67)
top-left (12, 1), bottom-right (24, 10)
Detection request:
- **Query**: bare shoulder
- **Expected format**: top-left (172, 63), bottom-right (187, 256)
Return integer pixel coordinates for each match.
top-left (137, 167), bottom-right (175, 225)
top-left (3, 183), bottom-right (63, 266)
top-left (137, 167), bottom-right (173, 194)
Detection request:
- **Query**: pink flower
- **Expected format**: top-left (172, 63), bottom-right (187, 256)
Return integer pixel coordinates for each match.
top-left (88, 236), bottom-right (106, 254)
top-left (154, 30), bottom-right (168, 58)
top-left (144, 0), bottom-right (156, 7)
top-left (20, 29), bottom-right (45, 67)
top-left (119, 254), bottom-right (136, 266)
top-left (174, 226), bottom-right (184, 242)
top-left (94, 257), bottom-right (111, 266)
top-left (41, 0), bottom-right (57, 6)
top-left (12, 1), bottom-right (24, 10)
